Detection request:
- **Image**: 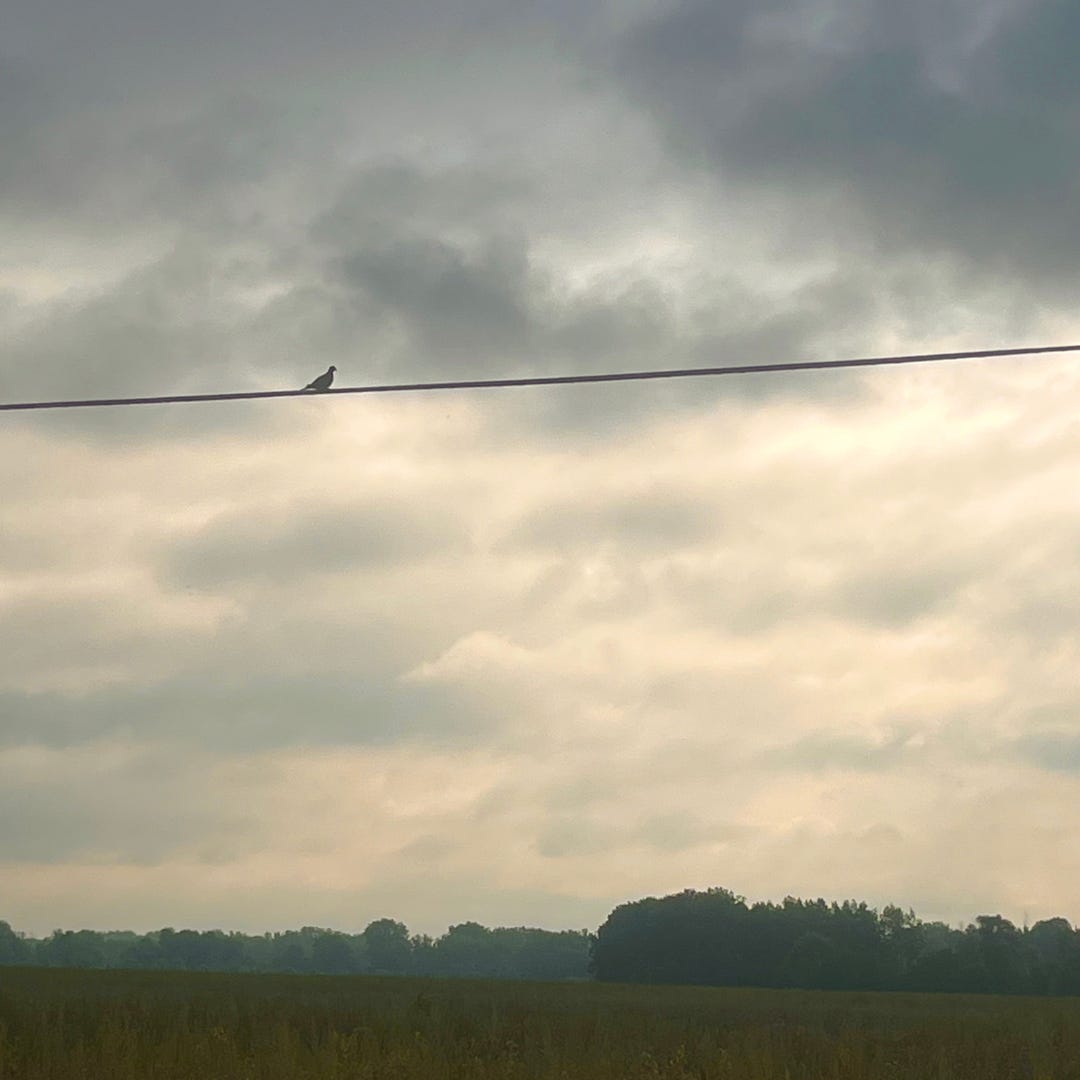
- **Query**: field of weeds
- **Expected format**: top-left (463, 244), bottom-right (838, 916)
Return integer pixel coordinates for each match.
top-left (1, 965), bottom-right (1079, 1079)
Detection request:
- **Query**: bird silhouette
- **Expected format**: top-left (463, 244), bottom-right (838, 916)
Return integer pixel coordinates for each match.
top-left (303, 365), bottom-right (336, 391)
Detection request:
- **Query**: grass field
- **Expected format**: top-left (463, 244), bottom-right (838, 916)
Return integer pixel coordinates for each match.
top-left (1, 966), bottom-right (1079, 1079)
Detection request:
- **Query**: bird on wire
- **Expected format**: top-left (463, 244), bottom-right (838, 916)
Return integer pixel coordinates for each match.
top-left (303, 365), bottom-right (337, 391)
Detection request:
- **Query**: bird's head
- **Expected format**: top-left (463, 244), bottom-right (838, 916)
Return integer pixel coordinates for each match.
top-left (329, 365), bottom-right (337, 373)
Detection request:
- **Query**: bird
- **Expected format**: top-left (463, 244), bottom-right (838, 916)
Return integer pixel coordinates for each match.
top-left (303, 365), bottom-right (336, 391)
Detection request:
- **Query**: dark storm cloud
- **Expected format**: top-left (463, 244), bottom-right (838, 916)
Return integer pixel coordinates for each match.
top-left (0, 0), bottom-right (594, 229)
top-left (312, 155), bottom-right (885, 417)
top-left (616, 0), bottom-right (1080, 289)
top-left (0, 0), bottom-right (606, 430)
top-left (313, 163), bottom-right (532, 250)
top-left (0, 44), bottom-right (317, 235)
top-left (314, 163), bottom-right (677, 381)
top-left (339, 234), bottom-right (534, 371)
top-left (0, 0), bottom-right (897, 453)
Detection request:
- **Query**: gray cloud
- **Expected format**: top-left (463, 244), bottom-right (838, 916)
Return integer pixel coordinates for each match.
top-left (1010, 732), bottom-right (1080, 773)
top-left (315, 163), bottom-right (676, 381)
top-left (503, 487), bottom-right (723, 556)
top-left (834, 557), bottom-right (973, 627)
top-left (5, 0), bottom-right (1080, 940)
top-left (338, 234), bottom-right (534, 373)
top-left (616, 0), bottom-right (1080, 291)
top-left (759, 727), bottom-right (927, 772)
top-left (163, 496), bottom-right (469, 589)
top-left (535, 810), bottom-right (736, 859)
top-left (0, 747), bottom-right (261, 864)
top-left (0, 673), bottom-right (495, 755)
top-left (535, 815), bottom-right (617, 858)
top-left (310, 154), bottom-right (887, 434)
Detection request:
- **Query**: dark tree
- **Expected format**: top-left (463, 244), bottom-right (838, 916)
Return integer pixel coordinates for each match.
top-left (0, 921), bottom-right (31, 965)
top-left (592, 887), bottom-right (1080, 997)
top-left (363, 918), bottom-right (412, 974)
top-left (311, 931), bottom-right (359, 975)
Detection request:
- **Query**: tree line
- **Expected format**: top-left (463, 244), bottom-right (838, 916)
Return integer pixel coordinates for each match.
top-left (5, 886), bottom-right (1080, 994)
top-left (590, 887), bottom-right (1080, 995)
top-left (0, 918), bottom-right (591, 980)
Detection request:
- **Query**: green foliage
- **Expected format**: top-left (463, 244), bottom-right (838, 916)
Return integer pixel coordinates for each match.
top-left (592, 889), bottom-right (1080, 996)
top-left (363, 918), bottom-right (412, 974)
top-left (7, 886), bottom-right (1080, 997)
top-left (0, 923), bottom-right (31, 967)
top-left (2, 966), bottom-right (1079, 1079)
top-left (2, 919), bottom-right (593, 981)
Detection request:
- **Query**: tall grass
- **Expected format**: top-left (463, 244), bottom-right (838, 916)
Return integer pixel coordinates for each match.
top-left (1, 965), bottom-right (1079, 1078)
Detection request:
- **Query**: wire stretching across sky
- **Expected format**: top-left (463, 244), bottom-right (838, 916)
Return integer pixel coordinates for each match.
top-left (2, 343), bottom-right (1079, 413)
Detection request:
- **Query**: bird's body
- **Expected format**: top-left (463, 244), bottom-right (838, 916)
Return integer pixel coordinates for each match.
top-left (304, 365), bottom-right (336, 391)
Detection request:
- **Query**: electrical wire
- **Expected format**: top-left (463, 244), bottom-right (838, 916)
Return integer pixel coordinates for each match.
top-left (1, 343), bottom-right (1077, 413)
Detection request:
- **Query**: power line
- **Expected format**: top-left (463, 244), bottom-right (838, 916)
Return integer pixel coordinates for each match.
top-left (2, 343), bottom-right (1078, 413)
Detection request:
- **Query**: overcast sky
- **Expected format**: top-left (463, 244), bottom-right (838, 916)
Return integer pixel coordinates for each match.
top-left (4, 0), bottom-right (1080, 938)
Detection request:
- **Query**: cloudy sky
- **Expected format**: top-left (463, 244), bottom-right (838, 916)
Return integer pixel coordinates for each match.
top-left (4, 0), bottom-right (1080, 939)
